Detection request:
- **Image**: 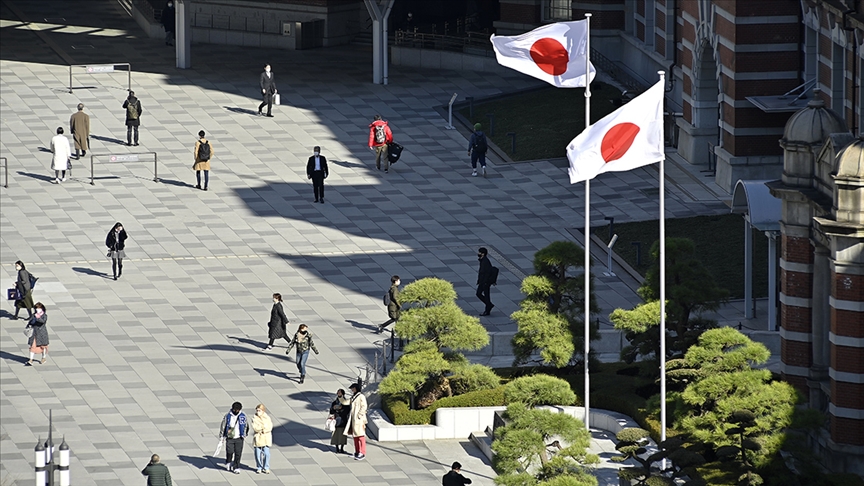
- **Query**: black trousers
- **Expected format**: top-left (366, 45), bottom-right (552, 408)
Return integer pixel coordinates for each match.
top-left (225, 438), bottom-right (243, 469)
top-left (258, 93), bottom-right (272, 115)
top-left (126, 125), bottom-right (138, 144)
top-left (311, 171), bottom-right (325, 200)
top-left (476, 284), bottom-right (493, 313)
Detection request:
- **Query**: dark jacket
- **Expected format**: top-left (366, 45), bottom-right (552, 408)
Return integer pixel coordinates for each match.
top-left (106, 228), bottom-right (128, 251)
top-left (306, 155), bottom-right (329, 178)
top-left (16, 268), bottom-right (32, 294)
top-left (468, 130), bottom-right (487, 153)
top-left (387, 284), bottom-right (401, 319)
top-left (443, 470), bottom-right (472, 486)
top-left (28, 311), bottom-right (49, 347)
top-left (122, 97), bottom-right (142, 127)
top-left (477, 255), bottom-right (492, 286)
top-left (260, 71), bottom-right (276, 95)
top-left (141, 462), bottom-right (172, 486)
top-left (161, 4), bottom-right (175, 32)
top-left (268, 302), bottom-right (289, 339)
top-left (286, 331), bottom-right (319, 355)
top-left (329, 397), bottom-right (351, 426)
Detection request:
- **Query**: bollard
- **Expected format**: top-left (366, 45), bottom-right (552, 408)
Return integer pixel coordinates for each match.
top-left (58, 439), bottom-right (69, 486)
top-left (486, 113), bottom-right (494, 136)
top-left (90, 155), bottom-right (94, 185)
top-left (445, 93), bottom-right (458, 130)
top-left (506, 132), bottom-right (516, 154)
top-left (631, 241), bottom-right (641, 267)
top-left (466, 96), bottom-right (474, 118)
top-left (390, 328), bottom-right (395, 363)
top-left (35, 440), bottom-right (46, 486)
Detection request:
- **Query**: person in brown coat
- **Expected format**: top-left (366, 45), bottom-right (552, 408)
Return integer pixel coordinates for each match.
top-left (192, 130), bottom-right (213, 190)
top-left (69, 103), bottom-right (90, 159)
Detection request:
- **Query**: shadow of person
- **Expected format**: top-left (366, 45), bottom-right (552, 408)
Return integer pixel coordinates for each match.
top-left (224, 106), bottom-right (260, 116)
top-left (345, 319), bottom-right (379, 333)
top-left (158, 178), bottom-right (195, 189)
top-left (38, 147), bottom-right (52, 153)
top-left (253, 367), bottom-right (291, 381)
top-left (90, 134), bottom-right (126, 145)
top-left (72, 267), bottom-right (111, 279)
top-left (16, 171), bottom-right (55, 183)
top-left (0, 350), bottom-right (28, 365)
top-left (176, 454), bottom-right (222, 470)
top-left (329, 159), bottom-right (369, 170)
top-left (230, 336), bottom-right (268, 349)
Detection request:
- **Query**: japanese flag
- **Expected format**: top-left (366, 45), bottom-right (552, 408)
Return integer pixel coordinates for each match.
top-left (491, 21), bottom-right (596, 88)
top-left (567, 79), bottom-right (665, 183)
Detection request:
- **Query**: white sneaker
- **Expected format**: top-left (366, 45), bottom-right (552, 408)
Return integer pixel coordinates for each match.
top-left (52, 178), bottom-right (59, 184)
top-left (482, 167), bottom-right (487, 177)
top-left (472, 170), bottom-right (477, 177)
top-left (61, 177), bottom-right (67, 182)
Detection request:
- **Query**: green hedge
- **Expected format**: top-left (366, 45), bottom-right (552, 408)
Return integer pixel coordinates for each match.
top-left (382, 386), bottom-right (507, 425)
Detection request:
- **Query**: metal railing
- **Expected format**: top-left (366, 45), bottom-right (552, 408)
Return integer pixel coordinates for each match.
top-left (394, 30), bottom-right (494, 56)
top-left (590, 47), bottom-right (648, 94)
top-left (69, 63), bottom-right (131, 93)
top-left (89, 152), bottom-right (159, 185)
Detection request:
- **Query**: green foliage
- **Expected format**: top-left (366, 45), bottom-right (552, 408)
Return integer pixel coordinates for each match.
top-left (493, 403), bottom-right (597, 486)
top-left (397, 301), bottom-right (489, 351)
top-left (449, 363), bottom-right (501, 396)
top-left (512, 241), bottom-right (598, 368)
top-left (505, 374), bottom-right (577, 407)
top-left (399, 277), bottom-right (457, 306)
top-left (610, 300), bottom-right (663, 363)
top-left (382, 385), bottom-right (507, 425)
top-left (379, 342), bottom-right (450, 395)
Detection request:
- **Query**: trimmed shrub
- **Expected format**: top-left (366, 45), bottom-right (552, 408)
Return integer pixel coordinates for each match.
top-left (382, 385), bottom-right (507, 425)
top-left (449, 363), bottom-right (501, 396)
top-left (504, 374), bottom-right (577, 407)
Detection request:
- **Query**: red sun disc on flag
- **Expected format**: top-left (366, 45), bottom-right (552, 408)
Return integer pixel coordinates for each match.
top-left (529, 38), bottom-right (569, 76)
top-left (601, 123), bottom-right (640, 163)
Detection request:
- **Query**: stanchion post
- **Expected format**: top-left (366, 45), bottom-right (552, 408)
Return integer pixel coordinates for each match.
top-left (127, 64), bottom-right (131, 93)
top-left (68, 65), bottom-right (72, 94)
top-left (153, 152), bottom-right (158, 182)
top-left (35, 440), bottom-right (46, 486)
top-left (445, 93), bottom-right (457, 130)
top-left (2, 157), bottom-right (7, 188)
top-left (58, 439), bottom-right (69, 486)
top-left (90, 155), bottom-right (94, 185)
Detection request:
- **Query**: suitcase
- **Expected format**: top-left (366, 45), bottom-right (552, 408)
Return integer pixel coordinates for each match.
top-left (387, 142), bottom-right (403, 164)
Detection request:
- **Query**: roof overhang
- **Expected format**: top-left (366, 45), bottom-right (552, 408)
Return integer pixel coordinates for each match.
top-left (731, 180), bottom-right (782, 232)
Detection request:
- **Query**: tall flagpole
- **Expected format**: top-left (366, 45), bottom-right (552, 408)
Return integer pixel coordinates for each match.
top-left (657, 70), bottom-right (667, 451)
top-left (583, 12), bottom-right (592, 432)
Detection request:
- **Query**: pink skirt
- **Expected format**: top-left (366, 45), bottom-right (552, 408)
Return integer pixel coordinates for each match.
top-left (30, 342), bottom-right (46, 353)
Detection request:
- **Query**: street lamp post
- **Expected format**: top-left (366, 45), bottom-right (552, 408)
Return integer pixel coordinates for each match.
top-left (33, 410), bottom-right (70, 486)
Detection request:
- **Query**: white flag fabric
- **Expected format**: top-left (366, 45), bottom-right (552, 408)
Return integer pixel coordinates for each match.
top-left (567, 79), bottom-right (665, 183)
top-left (491, 21), bottom-right (596, 88)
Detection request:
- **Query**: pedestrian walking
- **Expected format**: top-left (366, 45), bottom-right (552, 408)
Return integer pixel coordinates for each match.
top-left (442, 462), bottom-right (472, 486)
top-left (251, 404), bottom-right (273, 474)
top-left (306, 145), bottom-right (328, 203)
top-left (329, 389), bottom-right (351, 453)
top-left (25, 302), bottom-right (49, 366)
top-left (106, 222), bottom-right (128, 280)
top-left (468, 123), bottom-right (488, 177)
top-left (141, 454), bottom-right (172, 486)
top-left (69, 103), bottom-right (90, 159)
top-left (50, 127), bottom-right (71, 184)
top-left (368, 114), bottom-right (393, 172)
top-left (161, 1), bottom-right (175, 46)
top-left (344, 382), bottom-right (368, 460)
top-left (193, 130), bottom-right (213, 191)
top-left (218, 401), bottom-right (248, 474)
top-left (258, 64), bottom-right (277, 117)
top-left (378, 275), bottom-right (401, 332)
top-left (265, 293), bottom-right (289, 350)
top-left (476, 247), bottom-right (494, 316)
top-left (12, 260), bottom-right (34, 320)
top-left (123, 91), bottom-right (142, 146)
top-left (285, 324), bottom-right (319, 384)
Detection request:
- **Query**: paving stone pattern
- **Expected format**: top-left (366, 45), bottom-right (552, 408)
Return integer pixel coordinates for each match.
top-left (0, 1), bottom-right (731, 485)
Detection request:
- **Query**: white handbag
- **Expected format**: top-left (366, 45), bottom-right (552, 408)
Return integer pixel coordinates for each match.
top-left (273, 94), bottom-right (281, 106)
top-left (325, 415), bottom-right (336, 432)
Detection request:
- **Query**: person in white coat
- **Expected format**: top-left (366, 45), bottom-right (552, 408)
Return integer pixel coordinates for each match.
top-left (50, 127), bottom-right (71, 183)
top-left (343, 382), bottom-right (369, 460)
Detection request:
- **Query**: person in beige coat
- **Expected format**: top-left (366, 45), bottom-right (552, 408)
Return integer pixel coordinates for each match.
top-left (69, 103), bottom-right (90, 159)
top-left (192, 130), bottom-right (213, 191)
top-left (251, 404), bottom-right (273, 474)
top-left (344, 383), bottom-right (368, 460)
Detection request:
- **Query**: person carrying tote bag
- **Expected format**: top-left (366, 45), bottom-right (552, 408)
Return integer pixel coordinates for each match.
top-left (343, 382), bottom-right (368, 460)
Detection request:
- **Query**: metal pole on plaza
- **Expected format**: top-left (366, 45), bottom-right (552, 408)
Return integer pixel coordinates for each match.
top-left (583, 12), bottom-right (592, 432)
top-left (658, 70), bottom-right (668, 450)
top-left (34, 440), bottom-right (46, 485)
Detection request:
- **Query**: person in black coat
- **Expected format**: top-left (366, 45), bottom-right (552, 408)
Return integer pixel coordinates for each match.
top-left (122, 91), bottom-right (142, 146)
top-left (306, 146), bottom-right (328, 203)
top-left (265, 293), bottom-right (290, 350)
top-left (442, 462), bottom-right (472, 486)
top-left (476, 247), bottom-right (494, 316)
top-left (106, 222), bottom-right (128, 280)
top-left (161, 1), bottom-right (175, 46)
top-left (258, 65), bottom-right (277, 117)
top-left (12, 260), bottom-right (34, 320)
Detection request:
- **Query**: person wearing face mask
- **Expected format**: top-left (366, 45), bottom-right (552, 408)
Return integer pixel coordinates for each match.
top-left (251, 404), bottom-right (273, 474)
top-left (258, 64), bottom-right (277, 117)
top-left (218, 402), bottom-right (248, 474)
top-left (344, 382), bottom-right (368, 460)
top-left (285, 324), bottom-right (319, 384)
top-left (378, 275), bottom-right (401, 332)
top-left (265, 293), bottom-right (290, 350)
top-left (12, 261), bottom-right (34, 320)
top-left (476, 247), bottom-right (494, 316)
top-left (25, 302), bottom-right (49, 365)
top-left (161, 1), bottom-right (175, 46)
top-left (329, 389), bottom-right (351, 453)
top-left (106, 222), bottom-right (128, 280)
top-left (306, 146), bottom-right (329, 203)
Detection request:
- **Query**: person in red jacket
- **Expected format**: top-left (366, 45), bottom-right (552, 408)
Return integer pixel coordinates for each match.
top-left (368, 115), bottom-right (393, 173)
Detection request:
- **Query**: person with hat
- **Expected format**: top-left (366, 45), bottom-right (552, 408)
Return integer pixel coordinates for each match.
top-left (442, 462), bottom-right (472, 486)
top-left (467, 123), bottom-right (488, 177)
top-left (343, 383), bottom-right (368, 460)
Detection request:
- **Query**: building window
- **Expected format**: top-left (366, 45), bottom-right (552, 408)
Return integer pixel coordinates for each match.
top-left (644, 0), bottom-right (656, 48)
top-left (831, 42), bottom-right (845, 116)
top-left (544, 0), bottom-right (572, 22)
top-left (859, 56), bottom-right (863, 136)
